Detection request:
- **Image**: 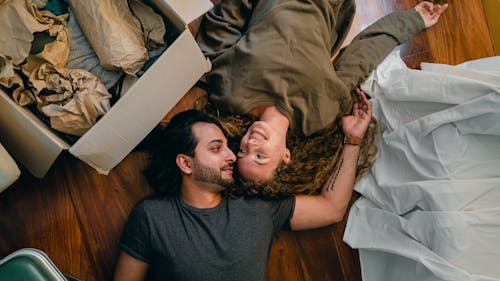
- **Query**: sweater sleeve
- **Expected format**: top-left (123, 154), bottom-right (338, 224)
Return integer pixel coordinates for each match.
top-left (333, 8), bottom-right (425, 91)
top-left (196, 0), bottom-right (255, 60)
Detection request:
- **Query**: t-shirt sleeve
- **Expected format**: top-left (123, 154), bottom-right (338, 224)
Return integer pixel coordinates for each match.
top-left (270, 196), bottom-right (296, 233)
top-left (119, 203), bottom-right (153, 263)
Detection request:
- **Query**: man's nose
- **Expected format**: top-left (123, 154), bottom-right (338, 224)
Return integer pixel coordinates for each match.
top-left (226, 148), bottom-right (237, 162)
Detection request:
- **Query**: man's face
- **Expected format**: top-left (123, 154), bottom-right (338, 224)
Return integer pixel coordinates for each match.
top-left (191, 123), bottom-right (236, 188)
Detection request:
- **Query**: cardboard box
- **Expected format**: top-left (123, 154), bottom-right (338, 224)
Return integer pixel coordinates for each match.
top-left (0, 0), bottom-right (213, 178)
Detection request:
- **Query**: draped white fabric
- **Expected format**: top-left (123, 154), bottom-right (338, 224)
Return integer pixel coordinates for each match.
top-left (344, 50), bottom-right (500, 281)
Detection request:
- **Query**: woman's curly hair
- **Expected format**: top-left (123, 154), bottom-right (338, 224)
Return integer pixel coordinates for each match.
top-left (205, 103), bottom-right (379, 198)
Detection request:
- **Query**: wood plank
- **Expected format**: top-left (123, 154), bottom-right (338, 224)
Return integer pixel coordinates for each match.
top-left (294, 227), bottom-right (344, 281)
top-left (483, 0), bottom-right (500, 54)
top-left (426, 0), bottom-right (494, 64)
top-left (59, 152), bottom-right (153, 281)
top-left (267, 232), bottom-right (307, 281)
top-left (0, 155), bottom-right (97, 279)
top-left (0, 1), bottom-right (496, 281)
top-left (330, 195), bottom-right (362, 281)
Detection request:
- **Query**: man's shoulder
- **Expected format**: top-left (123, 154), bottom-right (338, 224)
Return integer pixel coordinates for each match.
top-left (134, 196), bottom-right (177, 213)
top-left (227, 195), bottom-right (295, 209)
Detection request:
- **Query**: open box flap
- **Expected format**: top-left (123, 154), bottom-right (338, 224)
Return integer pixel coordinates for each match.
top-left (69, 30), bottom-right (212, 174)
top-left (150, 0), bottom-right (213, 26)
top-left (0, 90), bottom-right (70, 178)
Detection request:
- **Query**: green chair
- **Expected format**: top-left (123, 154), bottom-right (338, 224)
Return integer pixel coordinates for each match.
top-left (0, 248), bottom-right (68, 281)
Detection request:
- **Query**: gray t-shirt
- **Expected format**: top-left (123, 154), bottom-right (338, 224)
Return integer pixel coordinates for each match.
top-left (120, 195), bottom-right (295, 281)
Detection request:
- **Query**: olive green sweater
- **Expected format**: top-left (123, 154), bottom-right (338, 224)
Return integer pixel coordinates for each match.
top-left (197, 0), bottom-right (425, 136)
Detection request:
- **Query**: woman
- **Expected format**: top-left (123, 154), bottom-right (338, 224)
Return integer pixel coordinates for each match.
top-left (197, 0), bottom-right (448, 187)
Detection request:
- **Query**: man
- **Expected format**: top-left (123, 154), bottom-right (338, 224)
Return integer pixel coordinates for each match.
top-left (113, 89), bottom-right (371, 281)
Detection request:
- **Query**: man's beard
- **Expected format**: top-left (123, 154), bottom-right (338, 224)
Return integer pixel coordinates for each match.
top-left (193, 160), bottom-right (234, 188)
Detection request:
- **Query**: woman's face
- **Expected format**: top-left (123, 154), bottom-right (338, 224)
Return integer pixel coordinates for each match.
top-left (236, 121), bottom-right (290, 182)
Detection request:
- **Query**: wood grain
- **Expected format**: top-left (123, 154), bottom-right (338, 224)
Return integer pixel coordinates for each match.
top-left (0, 0), bottom-right (495, 280)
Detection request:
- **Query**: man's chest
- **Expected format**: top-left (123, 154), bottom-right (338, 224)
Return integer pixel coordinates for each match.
top-left (149, 211), bottom-right (275, 279)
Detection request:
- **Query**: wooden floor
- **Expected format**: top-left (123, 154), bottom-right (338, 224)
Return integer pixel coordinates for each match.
top-left (0, 1), bottom-right (495, 280)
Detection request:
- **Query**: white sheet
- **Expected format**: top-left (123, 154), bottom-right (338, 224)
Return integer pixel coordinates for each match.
top-left (343, 50), bottom-right (500, 281)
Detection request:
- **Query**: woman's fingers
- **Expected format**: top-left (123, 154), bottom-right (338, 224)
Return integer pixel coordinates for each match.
top-left (415, 1), bottom-right (448, 28)
top-left (356, 89), bottom-right (370, 109)
top-left (353, 88), bottom-right (371, 118)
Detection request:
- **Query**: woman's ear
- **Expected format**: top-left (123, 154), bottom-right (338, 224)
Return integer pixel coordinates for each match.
top-left (176, 154), bottom-right (193, 174)
top-left (283, 148), bottom-right (291, 164)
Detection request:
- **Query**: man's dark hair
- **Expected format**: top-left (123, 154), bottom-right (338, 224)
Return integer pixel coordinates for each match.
top-left (143, 110), bottom-right (220, 197)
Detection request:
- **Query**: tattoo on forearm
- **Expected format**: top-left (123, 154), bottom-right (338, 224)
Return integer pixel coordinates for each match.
top-left (327, 158), bottom-right (344, 191)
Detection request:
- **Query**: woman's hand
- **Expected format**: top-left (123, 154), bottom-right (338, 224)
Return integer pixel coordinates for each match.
top-left (415, 1), bottom-right (448, 28)
top-left (341, 88), bottom-right (372, 139)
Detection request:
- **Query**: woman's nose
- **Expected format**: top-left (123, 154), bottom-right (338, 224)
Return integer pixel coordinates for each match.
top-left (249, 138), bottom-right (259, 146)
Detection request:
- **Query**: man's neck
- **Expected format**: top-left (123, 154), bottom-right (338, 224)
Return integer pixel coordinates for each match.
top-left (180, 182), bottom-right (223, 209)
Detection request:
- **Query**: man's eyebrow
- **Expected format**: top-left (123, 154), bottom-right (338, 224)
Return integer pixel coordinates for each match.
top-left (208, 139), bottom-right (224, 145)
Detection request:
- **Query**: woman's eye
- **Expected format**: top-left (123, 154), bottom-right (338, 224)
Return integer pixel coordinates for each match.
top-left (256, 154), bottom-right (265, 159)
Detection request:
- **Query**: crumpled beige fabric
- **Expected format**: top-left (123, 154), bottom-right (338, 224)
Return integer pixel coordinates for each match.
top-left (29, 63), bottom-right (111, 136)
top-left (12, 86), bottom-right (36, 107)
top-left (0, 0), bottom-right (50, 65)
top-left (0, 54), bottom-right (35, 106)
top-left (0, 54), bottom-right (15, 81)
top-left (31, 0), bottom-right (48, 8)
top-left (129, 0), bottom-right (166, 50)
top-left (65, 7), bottom-right (122, 89)
top-left (0, 0), bottom-right (69, 73)
top-left (22, 10), bottom-right (70, 73)
top-left (67, 0), bottom-right (148, 75)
